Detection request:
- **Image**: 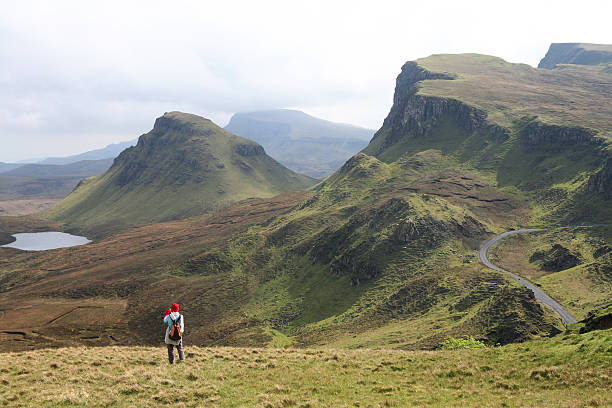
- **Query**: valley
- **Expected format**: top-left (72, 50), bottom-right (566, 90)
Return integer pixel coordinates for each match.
top-left (0, 45), bottom-right (610, 368)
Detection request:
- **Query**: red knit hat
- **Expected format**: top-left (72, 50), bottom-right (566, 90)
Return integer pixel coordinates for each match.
top-left (164, 309), bottom-right (171, 316)
top-left (171, 303), bottom-right (180, 312)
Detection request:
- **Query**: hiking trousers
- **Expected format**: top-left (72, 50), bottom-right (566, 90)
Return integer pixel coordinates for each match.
top-left (167, 341), bottom-right (184, 364)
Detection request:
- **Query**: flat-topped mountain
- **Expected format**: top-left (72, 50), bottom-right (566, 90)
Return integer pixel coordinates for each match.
top-left (225, 109), bottom-right (374, 178)
top-left (45, 112), bottom-right (316, 234)
top-left (538, 43), bottom-right (612, 70)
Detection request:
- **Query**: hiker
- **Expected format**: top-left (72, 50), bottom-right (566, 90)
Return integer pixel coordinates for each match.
top-left (163, 303), bottom-right (185, 364)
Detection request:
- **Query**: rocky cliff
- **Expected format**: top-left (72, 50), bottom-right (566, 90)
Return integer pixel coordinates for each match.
top-left (587, 158), bottom-right (612, 198)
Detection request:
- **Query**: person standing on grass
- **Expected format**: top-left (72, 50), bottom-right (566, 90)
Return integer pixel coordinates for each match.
top-left (163, 303), bottom-right (185, 364)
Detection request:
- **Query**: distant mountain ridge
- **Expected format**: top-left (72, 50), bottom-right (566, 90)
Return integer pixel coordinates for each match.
top-left (538, 43), bottom-right (612, 70)
top-left (0, 163), bottom-right (22, 174)
top-left (225, 109), bottom-right (375, 178)
top-left (0, 159), bottom-right (114, 201)
top-left (1, 159), bottom-right (113, 178)
top-left (37, 139), bottom-right (137, 165)
top-left (45, 112), bottom-right (317, 235)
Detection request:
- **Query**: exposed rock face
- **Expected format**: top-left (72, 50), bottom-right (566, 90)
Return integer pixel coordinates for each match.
top-left (538, 43), bottom-right (612, 69)
top-left (529, 244), bottom-right (582, 272)
top-left (587, 158), bottom-right (612, 198)
top-left (373, 61), bottom-right (508, 152)
top-left (233, 144), bottom-right (265, 157)
top-left (520, 120), bottom-right (602, 146)
top-left (150, 114), bottom-right (202, 137)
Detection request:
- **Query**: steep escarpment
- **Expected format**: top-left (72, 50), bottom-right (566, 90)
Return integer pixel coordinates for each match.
top-left (587, 158), bottom-right (612, 198)
top-left (45, 112), bottom-right (316, 235)
top-left (538, 43), bottom-right (612, 69)
top-left (365, 53), bottom-right (612, 222)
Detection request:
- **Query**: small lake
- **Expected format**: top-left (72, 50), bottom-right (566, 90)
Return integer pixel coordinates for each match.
top-left (1, 232), bottom-right (91, 251)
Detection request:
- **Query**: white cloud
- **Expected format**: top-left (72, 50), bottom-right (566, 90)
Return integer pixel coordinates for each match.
top-left (1, 0), bottom-right (611, 161)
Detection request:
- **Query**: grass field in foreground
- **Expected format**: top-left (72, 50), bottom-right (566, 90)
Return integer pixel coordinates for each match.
top-left (0, 330), bottom-right (609, 407)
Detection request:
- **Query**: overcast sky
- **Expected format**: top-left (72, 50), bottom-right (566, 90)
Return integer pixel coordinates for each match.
top-left (1, 0), bottom-right (611, 162)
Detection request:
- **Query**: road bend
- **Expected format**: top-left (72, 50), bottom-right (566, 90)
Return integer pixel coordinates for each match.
top-left (478, 228), bottom-right (578, 325)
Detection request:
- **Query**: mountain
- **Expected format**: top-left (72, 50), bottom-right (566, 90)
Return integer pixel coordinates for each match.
top-left (538, 43), bottom-right (612, 69)
top-left (37, 139), bottom-right (137, 165)
top-left (0, 162), bottom-right (22, 174)
top-left (225, 109), bottom-right (374, 178)
top-left (1, 47), bottom-right (611, 352)
top-left (0, 159), bottom-right (113, 178)
top-left (0, 159), bottom-right (113, 201)
top-left (364, 53), bottom-right (612, 222)
top-left (45, 112), bottom-right (317, 234)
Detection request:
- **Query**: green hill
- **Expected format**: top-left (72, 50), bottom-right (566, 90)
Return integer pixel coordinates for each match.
top-left (225, 109), bottom-right (374, 178)
top-left (44, 112), bottom-right (316, 235)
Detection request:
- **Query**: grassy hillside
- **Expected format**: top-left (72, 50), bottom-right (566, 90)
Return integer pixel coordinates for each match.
top-left (225, 110), bottom-right (374, 178)
top-left (488, 226), bottom-right (612, 320)
top-left (0, 329), bottom-right (609, 407)
top-left (44, 112), bottom-right (316, 235)
top-left (415, 54), bottom-right (612, 133)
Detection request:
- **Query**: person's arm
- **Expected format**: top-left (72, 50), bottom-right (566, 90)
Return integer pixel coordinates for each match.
top-left (163, 315), bottom-right (169, 325)
top-left (180, 315), bottom-right (185, 333)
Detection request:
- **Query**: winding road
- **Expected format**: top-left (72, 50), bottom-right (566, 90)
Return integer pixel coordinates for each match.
top-left (478, 228), bottom-right (578, 325)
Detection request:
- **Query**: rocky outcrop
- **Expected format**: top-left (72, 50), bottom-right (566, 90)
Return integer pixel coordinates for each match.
top-left (520, 120), bottom-right (602, 146)
top-left (233, 143), bottom-right (265, 157)
top-left (150, 114), bottom-right (202, 137)
top-left (587, 158), bottom-right (612, 198)
top-left (529, 244), bottom-right (582, 272)
top-left (373, 61), bottom-right (509, 151)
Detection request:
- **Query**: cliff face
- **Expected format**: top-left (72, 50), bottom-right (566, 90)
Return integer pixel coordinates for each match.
top-left (520, 121), bottom-right (602, 146)
top-left (538, 43), bottom-right (612, 69)
top-left (382, 62), bottom-right (481, 136)
top-left (373, 62), bottom-right (509, 151)
top-left (587, 158), bottom-right (612, 198)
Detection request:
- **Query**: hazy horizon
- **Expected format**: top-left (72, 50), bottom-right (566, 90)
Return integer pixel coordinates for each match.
top-left (2, 0), bottom-right (611, 162)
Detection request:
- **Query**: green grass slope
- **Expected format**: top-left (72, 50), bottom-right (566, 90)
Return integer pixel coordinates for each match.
top-left (225, 109), bottom-right (374, 178)
top-left (44, 112), bottom-right (316, 235)
top-left (489, 226), bottom-right (612, 320)
top-left (1, 330), bottom-right (609, 407)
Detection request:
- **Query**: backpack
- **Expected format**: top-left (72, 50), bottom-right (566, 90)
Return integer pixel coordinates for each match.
top-left (169, 314), bottom-right (182, 341)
